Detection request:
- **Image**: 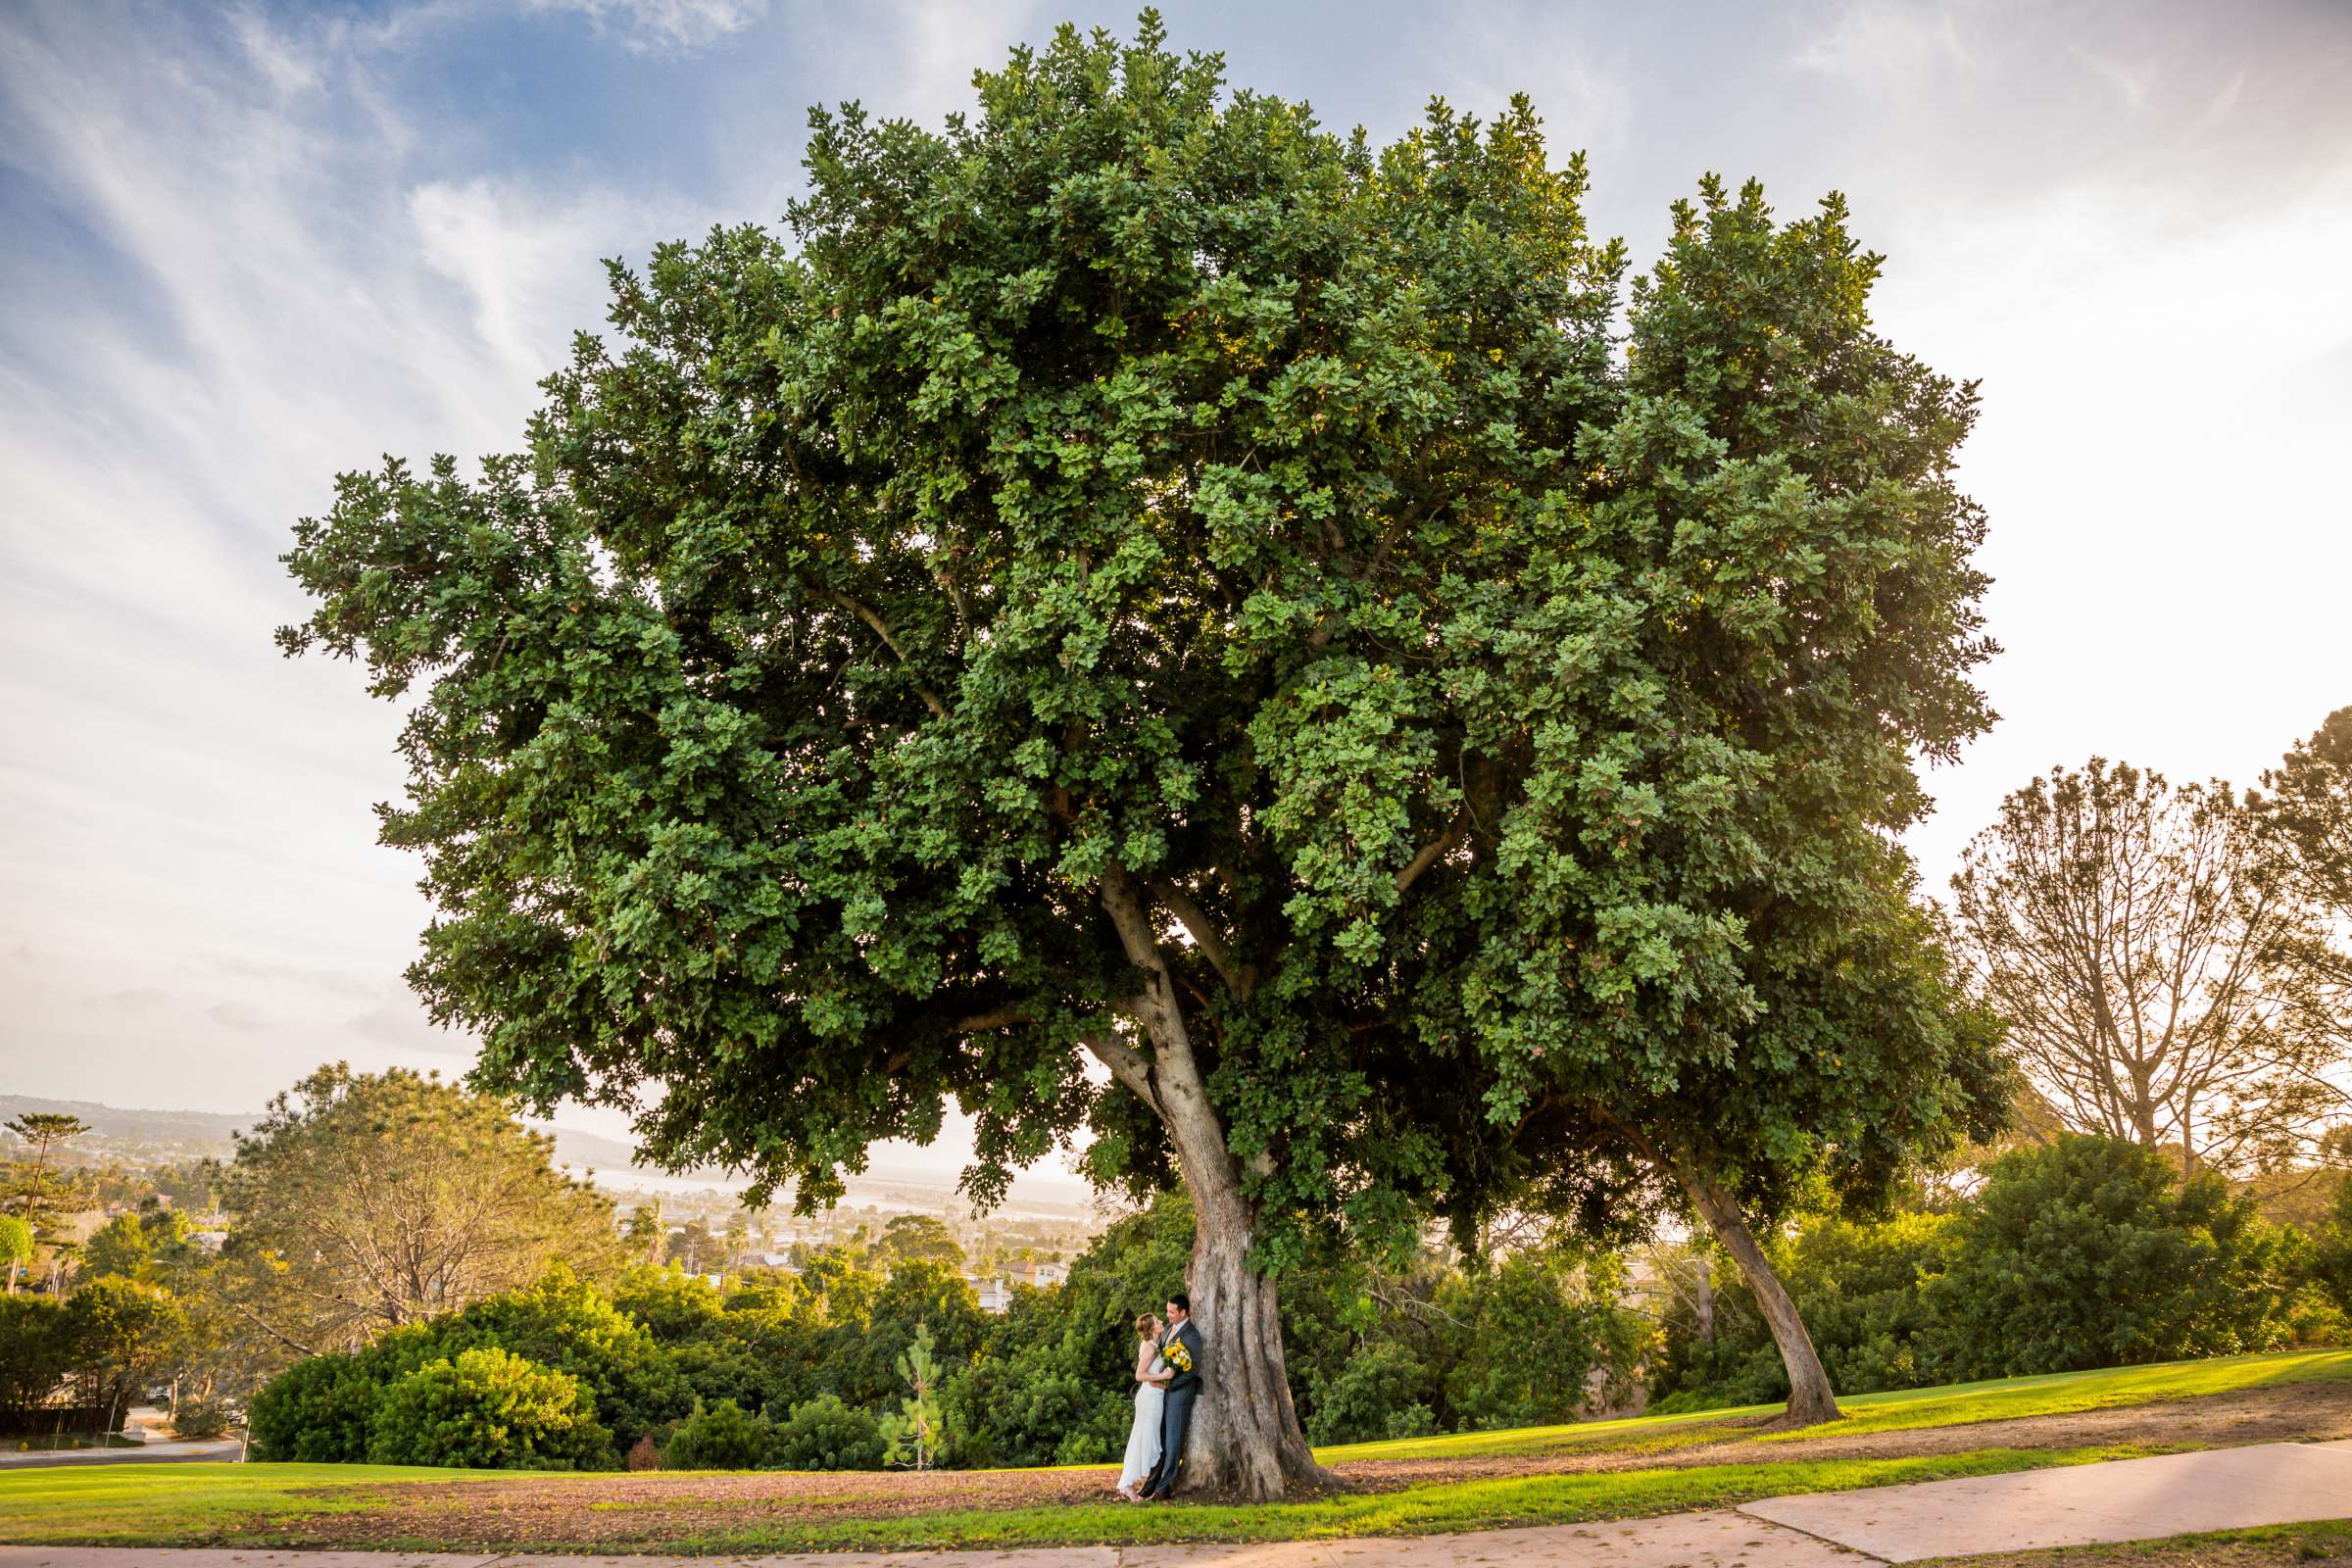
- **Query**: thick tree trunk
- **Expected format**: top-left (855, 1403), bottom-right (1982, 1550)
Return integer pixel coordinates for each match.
top-left (1672, 1162), bottom-right (1841, 1428)
top-left (1169, 1163), bottom-right (1328, 1497)
top-left (1094, 867), bottom-right (1332, 1501)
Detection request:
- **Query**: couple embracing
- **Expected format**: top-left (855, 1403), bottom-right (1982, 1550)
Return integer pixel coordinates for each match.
top-left (1115, 1291), bottom-right (1204, 1501)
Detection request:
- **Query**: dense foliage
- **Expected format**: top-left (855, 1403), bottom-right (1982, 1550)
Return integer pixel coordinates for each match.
top-left (1653, 1211), bottom-right (1953, 1406)
top-left (241, 1190), bottom-right (1646, 1470)
top-left (366, 1347), bottom-right (611, 1470)
top-left (1930, 1137), bottom-right (2287, 1376)
top-left (772, 1393), bottom-right (887, 1470)
top-left (662, 1397), bottom-right (778, 1470)
top-left (0, 1279), bottom-right (189, 1437)
top-left (1651, 1135), bottom-right (2305, 1406)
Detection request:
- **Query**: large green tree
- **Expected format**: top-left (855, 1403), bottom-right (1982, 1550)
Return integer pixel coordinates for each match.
top-left (4, 1113), bottom-right (92, 1289)
top-left (1432, 178), bottom-right (2006, 1425)
top-left (281, 18), bottom-right (1997, 1488)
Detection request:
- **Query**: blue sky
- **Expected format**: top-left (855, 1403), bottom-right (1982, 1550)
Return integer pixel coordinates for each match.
top-left (2, 0), bottom-right (2347, 1181)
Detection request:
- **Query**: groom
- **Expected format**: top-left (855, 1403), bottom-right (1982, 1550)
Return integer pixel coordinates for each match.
top-left (1140, 1292), bottom-right (1203, 1500)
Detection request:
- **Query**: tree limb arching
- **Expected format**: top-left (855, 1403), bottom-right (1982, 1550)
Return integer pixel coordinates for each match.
top-left (1396, 807), bottom-right (1472, 895)
top-left (825, 588), bottom-right (949, 719)
top-left (1150, 877), bottom-right (1250, 999)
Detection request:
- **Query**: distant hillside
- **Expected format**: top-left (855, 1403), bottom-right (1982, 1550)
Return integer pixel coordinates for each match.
top-left (0, 1095), bottom-right (247, 1156)
top-left (0, 1093), bottom-right (684, 1175)
top-left (0, 1095), bottom-right (1096, 1217)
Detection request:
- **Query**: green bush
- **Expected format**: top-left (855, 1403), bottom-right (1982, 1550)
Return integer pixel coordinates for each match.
top-left (1929, 1135), bottom-right (2288, 1378)
top-left (662, 1397), bottom-right (776, 1469)
top-left (1303, 1340), bottom-right (1437, 1445)
top-left (414, 1266), bottom-right (689, 1456)
top-left (1433, 1249), bottom-right (1644, 1431)
top-left (1651, 1212), bottom-right (1957, 1407)
top-left (366, 1347), bottom-right (612, 1470)
top-left (772, 1393), bottom-right (886, 1470)
top-left (0, 1296), bottom-right (81, 1421)
top-left (243, 1349), bottom-right (383, 1462)
top-left (2307, 1172), bottom-right (2352, 1319)
top-left (1779, 1213), bottom-right (1955, 1394)
top-left (1644, 1388), bottom-right (1737, 1416)
top-left (169, 1396), bottom-right (232, 1440)
top-left (1383, 1401), bottom-right (1439, 1440)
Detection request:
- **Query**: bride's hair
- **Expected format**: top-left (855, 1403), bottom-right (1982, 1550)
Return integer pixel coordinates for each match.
top-left (1134, 1311), bottom-right (1161, 1340)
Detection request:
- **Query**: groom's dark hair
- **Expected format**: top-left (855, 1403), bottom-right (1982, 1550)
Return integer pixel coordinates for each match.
top-left (1168, 1291), bottom-right (1191, 1315)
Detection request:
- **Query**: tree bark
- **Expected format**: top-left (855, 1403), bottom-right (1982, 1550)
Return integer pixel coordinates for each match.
top-left (1167, 1151), bottom-right (1328, 1497)
top-left (1093, 867), bottom-right (1332, 1500)
top-left (1671, 1161), bottom-right (1841, 1428)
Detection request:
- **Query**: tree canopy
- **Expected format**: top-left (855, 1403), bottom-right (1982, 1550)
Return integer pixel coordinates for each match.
top-left (281, 14), bottom-right (2001, 1487)
top-left (215, 1063), bottom-right (622, 1362)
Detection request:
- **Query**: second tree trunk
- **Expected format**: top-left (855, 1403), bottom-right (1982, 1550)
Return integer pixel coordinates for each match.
top-left (1673, 1161), bottom-right (1842, 1428)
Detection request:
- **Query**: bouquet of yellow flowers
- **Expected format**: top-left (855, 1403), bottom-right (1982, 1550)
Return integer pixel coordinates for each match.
top-left (1161, 1339), bottom-right (1194, 1375)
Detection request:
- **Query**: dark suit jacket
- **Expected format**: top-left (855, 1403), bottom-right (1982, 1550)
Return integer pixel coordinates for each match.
top-left (1162, 1319), bottom-right (1204, 1394)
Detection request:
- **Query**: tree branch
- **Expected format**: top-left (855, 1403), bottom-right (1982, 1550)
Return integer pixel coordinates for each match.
top-left (826, 589), bottom-right (949, 719)
top-left (1082, 1032), bottom-right (1160, 1112)
top-left (1396, 808), bottom-right (1472, 895)
top-left (1150, 878), bottom-right (1250, 999)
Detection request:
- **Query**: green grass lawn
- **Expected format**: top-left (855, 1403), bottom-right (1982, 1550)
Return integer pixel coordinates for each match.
top-left (1319, 1348), bottom-right (2352, 1463)
top-left (2, 1348), bottom-right (2342, 1552)
top-left (0, 1461), bottom-right (496, 1544)
top-left (0, 1446), bottom-right (2157, 1552)
top-left (653, 1447), bottom-right (2158, 1553)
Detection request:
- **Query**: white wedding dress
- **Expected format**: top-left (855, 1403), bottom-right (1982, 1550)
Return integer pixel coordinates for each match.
top-left (1118, 1346), bottom-right (1168, 1491)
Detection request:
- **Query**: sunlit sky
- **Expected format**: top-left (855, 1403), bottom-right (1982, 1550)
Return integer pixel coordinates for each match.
top-left (2, 0), bottom-right (2347, 1181)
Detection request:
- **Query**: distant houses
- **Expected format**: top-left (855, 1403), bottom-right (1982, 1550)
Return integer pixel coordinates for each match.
top-left (965, 1258), bottom-right (1070, 1313)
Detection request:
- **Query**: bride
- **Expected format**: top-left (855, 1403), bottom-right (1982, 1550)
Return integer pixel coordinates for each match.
top-left (1116, 1311), bottom-right (1171, 1498)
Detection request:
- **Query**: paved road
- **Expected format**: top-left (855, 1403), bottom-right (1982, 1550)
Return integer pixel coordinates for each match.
top-left (0, 1438), bottom-right (241, 1470)
top-left (0, 1441), bottom-right (2346, 1565)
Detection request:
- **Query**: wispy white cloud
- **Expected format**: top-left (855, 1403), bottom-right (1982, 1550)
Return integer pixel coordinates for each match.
top-left (2075, 47), bottom-right (2150, 111)
top-left (410, 176), bottom-right (696, 394)
top-left (0, 0), bottom-right (724, 1112)
top-left (1791, 0), bottom-right (1970, 87)
top-left (525, 0), bottom-right (768, 57)
top-left (1419, 0), bottom-right (1635, 157)
top-left (206, 1000), bottom-right (270, 1032)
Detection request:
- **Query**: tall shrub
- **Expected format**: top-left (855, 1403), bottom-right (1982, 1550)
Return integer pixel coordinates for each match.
top-left (1929, 1135), bottom-right (2286, 1377)
top-left (366, 1347), bottom-right (612, 1470)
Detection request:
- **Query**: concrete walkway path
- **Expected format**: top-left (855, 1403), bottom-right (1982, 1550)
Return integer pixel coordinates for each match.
top-left (1, 1440), bottom-right (2346, 1567)
top-left (1742, 1439), bottom-right (2352, 1562)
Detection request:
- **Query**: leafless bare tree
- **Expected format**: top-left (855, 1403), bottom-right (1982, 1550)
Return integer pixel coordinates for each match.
top-left (1948, 759), bottom-right (2337, 1175)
